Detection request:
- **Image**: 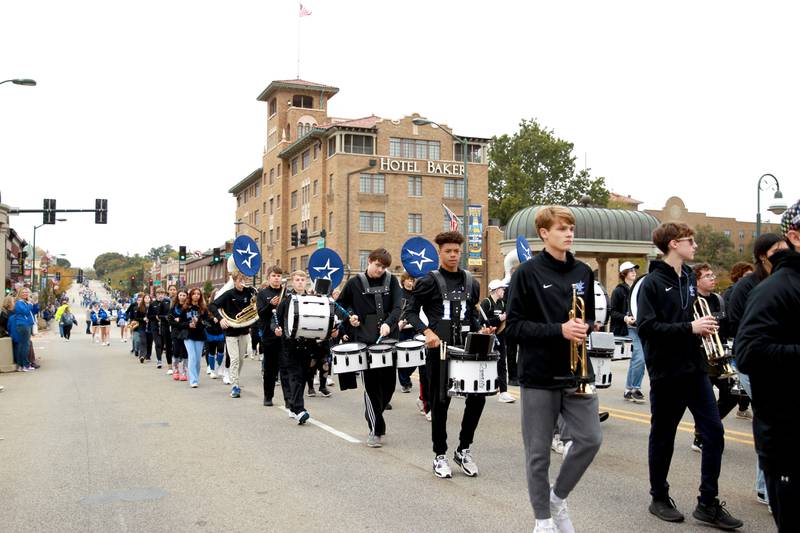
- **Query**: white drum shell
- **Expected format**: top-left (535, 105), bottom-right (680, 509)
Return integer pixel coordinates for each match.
top-left (448, 357), bottom-right (499, 395)
top-left (594, 280), bottom-right (609, 327)
top-left (286, 295), bottom-right (333, 341)
top-left (396, 340), bottom-right (425, 368)
top-left (367, 345), bottom-right (394, 369)
top-left (590, 356), bottom-right (613, 388)
top-left (331, 343), bottom-right (367, 374)
top-left (612, 337), bottom-right (633, 361)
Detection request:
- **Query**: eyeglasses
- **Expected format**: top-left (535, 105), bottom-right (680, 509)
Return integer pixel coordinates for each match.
top-left (675, 237), bottom-right (696, 245)
top-left (700, 273), bottom-right (717, 280)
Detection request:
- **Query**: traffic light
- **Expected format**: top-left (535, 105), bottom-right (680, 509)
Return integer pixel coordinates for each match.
top-left (95, 199), bottom-right (108, 224)
top-left (300, 227), bottom-right (308, 246)
top-left (179, 246), bottom-right (187, 261)
top-left (43, 198), bottom-right (56, 224)
top-left (55, 272), bottom-right (61, 282)
top-left (77, 269), bottom-right (84, 284)
top-left (212, 248), bottom-right (221, 264)
top-left (291, 229), bottom-right (298, 247)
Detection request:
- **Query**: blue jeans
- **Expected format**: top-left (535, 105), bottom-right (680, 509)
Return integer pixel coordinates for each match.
top-left (736, 370), bottom-right (768, 502)
top-left (15, 323), bottom-right (32, 368)
top-left (58, 323), bottom-right (64, 337)
top-left (625, 327), bottom-right (646, 391)
top-left (184, 339), bottom-right (204, 385)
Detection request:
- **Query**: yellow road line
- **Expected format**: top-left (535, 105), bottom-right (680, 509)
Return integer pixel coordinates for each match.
top-left (601, 407), bottom-right (754, 438)
top-left (608, 413), bottom-right (754, 446)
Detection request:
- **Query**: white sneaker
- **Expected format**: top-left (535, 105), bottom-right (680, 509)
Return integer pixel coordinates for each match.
top-left (551, 435), bottom-right (565, 455)
top-left (426, 411), bottom-right (432, 422)
top-left (166, 369), bottom-right (174, 375)
top-left (454, 448), bottom-right (478, 477)
top-left (326, 377), bottom-right (334, 387)
top-left (432, 455), bottom-right (452, 478)
top-left (206, 367), bottom-right (212, 375)
top-left (498, 392), bottom-right (516, 403)
top-left (550, 489), bottom-right (575, 533)
top-left (209, 371), bottom-right (218, 379)
top-left (533, 518), bottom-right (558, 533)
top-left (416, 398), bottom-right (425, 414)
top-left (222, 370), bottom-right (231, 385)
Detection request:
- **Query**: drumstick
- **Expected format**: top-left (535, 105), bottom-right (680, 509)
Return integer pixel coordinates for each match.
top-left (333, 301), bottom-right (351, 319)
top-left (475, 303), bottom-right (491, 327)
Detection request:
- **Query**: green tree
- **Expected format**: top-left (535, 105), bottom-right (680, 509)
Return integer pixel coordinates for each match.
top-left (93, 252), bottom-right (126, 278)
top-left (693, 224), bottom-right (741, 270)
top-left (202, 280), bottom-right (214, 299)
top-left (488, 119), bottom-right (610, 225)
top-left (146, 245), bottom-right (176, 261)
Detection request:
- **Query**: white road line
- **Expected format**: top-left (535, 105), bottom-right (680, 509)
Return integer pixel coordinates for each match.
top-left (279, 407), bottom-right (361, 444)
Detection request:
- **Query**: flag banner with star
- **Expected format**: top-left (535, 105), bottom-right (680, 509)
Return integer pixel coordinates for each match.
top-left (401, 237), bottom-right (439, 278)
top-left (516, 235), bottom-right (533, 263)
top-left (232, 235), bottom-right (262, 277)
top-left (308, 248), bottom-right (344, 289)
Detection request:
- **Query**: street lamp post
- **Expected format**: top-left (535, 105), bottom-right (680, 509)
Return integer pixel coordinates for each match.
top-left (756, 173), bottom-right (787, 237)
top-left (234, 220), bottom-right (264, 284)
top-left (0, 78), bottom-right (37, 87)
top-left (412, 117), bottom-right (469, 268)
top-left (30, 218), bottom-right (67, 288)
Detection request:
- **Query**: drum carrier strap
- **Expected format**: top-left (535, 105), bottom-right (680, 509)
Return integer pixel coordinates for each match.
top-left (430, 270), bottom-right (473, 347)
top-left (357, 272), bottom-right (392, 334)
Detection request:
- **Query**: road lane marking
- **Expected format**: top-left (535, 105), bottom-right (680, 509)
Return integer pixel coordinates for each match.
top-left (601, 406), bottom-right (754, 438)
top-left (608, 412), bottom-right (754, 446)
top-left (279, 407), bottom-right (361, 443)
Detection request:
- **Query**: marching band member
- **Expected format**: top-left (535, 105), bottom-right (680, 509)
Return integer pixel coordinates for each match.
top-left (397, 272), bottom-right (417, 394)
top-left (736, 201), bottom-right (800, 532)
top-left (209, 271), bottom-right (257, 399)
top-left (149, 289), bottom-right (166, 368)
top-left (117, 303), bottom-right (128, 343)
top-left (505, 206), bottom-right (601, 533)
top-left (336, 248), bottom-right (402, 447)
top-left (90, 303), bottom-right (99, 343)
top-left (204, 289), bottom-right (225, 380)
top-left (256, 266), bottom-right (285, 406)
top-left (131, 294), bottom-right (151, 364)
top-left (168, 289), bottom-right (189, 381)
top-left (160, 286), bottom-right (177, 372)
top-left (637, 222), bottom-right (742, 530)
top-left (406, 232), bottom-right (490, 477)
top-left (179, 288), bottom-right (208, 388)
top-left (610, 261), bottom-right (647, 404)
top-left (481, 279), bottom-right (515, 403)
top-left (272, 270), bottom-right (314, 424)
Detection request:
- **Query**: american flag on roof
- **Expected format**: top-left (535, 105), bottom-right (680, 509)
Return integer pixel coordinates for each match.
top-left (442, 204), bottom-right (460, 232)
top-left (299, 3), bottom-right (312, 17)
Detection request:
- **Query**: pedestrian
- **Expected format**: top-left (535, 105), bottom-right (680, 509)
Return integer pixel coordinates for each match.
top-left (481, 279), bottom-right (515, 403)
top-left (117, 303), bottom-right (128, 343)
top-left (60, 305), bottom-right (77, 340)
top-left (179, 288), bottom-right (208, 388)
top-left (84, 305), bottom-right (92, 335)
top-left (98, 301), bottom-right (111, 345)
top-left (11, 288), bottom-right (35, 372)
top-left (256, 267), bottom-right (284, 406)
top-left (131, 294), bottom-right (152, 364)
top-left (610, 261), bottom-right (647, 404)
top-left (204, 290), bottom-right (225, 380)
top-left (0, 295), bottom-right (15, 338)
top-left (90, 303), bottom-right (100, 343)
top-left (168, 290), bottom-right (189, 380)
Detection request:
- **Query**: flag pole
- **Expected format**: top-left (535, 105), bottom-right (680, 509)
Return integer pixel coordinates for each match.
top-left (296, 1), bottom-right (301, 78)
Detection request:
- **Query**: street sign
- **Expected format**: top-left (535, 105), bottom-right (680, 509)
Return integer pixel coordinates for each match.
top-left (317, 238), bottom-right (325, 249)
top-left (153, 280), bottom-right (162, 286)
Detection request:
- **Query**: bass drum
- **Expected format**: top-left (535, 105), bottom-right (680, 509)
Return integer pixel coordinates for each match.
top-left (630, 274), bottom-right (647, 323)
top-left (594, 280), bottom-right (610, 328)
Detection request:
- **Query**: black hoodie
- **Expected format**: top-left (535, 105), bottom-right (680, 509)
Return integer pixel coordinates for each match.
top-left (735, 248), bottom-right (800, 473)
top-left (609, 282), bottom-right (632, 336)
top-left (636, 260), bottom-right (706, 381)
top-left (505, 250), bottom-right (595, 389)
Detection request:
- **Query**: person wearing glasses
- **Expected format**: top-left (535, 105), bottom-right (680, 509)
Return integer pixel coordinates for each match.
top-left (636, 223), bottom-right (742, 530)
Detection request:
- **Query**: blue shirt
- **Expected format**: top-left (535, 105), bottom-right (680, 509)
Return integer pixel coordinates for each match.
top-left (13, 300), bottom-right (35, 326)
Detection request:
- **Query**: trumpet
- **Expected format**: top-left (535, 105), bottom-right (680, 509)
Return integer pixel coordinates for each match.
top-left (693, 297), bottom-right (736, 378)
top-left (569, 284), bottom-right (594, 396)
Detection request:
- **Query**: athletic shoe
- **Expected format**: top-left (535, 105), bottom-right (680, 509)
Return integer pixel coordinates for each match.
top-left (166, 369), bottom-right (174, 375)
top-left (532, 518), bottom-right (558, 533)
top-left (756, 492), bottom-right (768, 505)
top-left (401, 384), bottom-right (412, 393)
top-left (156, 362), bottom-right (162, 369)
top-left (30, 363), bottom-right (40, 369)
top-left (385, 402), bottom-right (392, 410)
top-left (599, 411), bottom-right (609, 423)
top-left (632, 390), bottom-right (646, 404)
top-left (206, 367), bottom-right (211, 375)
top-left (691, 436), bottom-right (703, 453)
top-left (416, 398), bottom-right (425, 414)
top-left (209, 371), bottom-right (217, 379)
top-left (263, 398), bottom-right (273, 406)
top-left (230, 386), bottom-right (241, 398)
top-left (550, 489), bottom-right (575, 533)
top-left (179, 374), bottom-right (188, 382)
top-left (190, 383), bottom-right (198, 388)
top-left (432, 455), bottom-right (452, 478)
top-left (425, 411), bottom-right (432, 422)
top-left (222, 373), bottom-right (231, 385)
top-left (21, 366), bottom-right (32, 372)
top-left (319, 388), bottom-right (332, 398)
top-left (326, 377), bottom-right (334, 387)
top-left (0, 385), bottom-right (4, 392)
top-left (296, 411), bottom-right (309, 425)
top-left (649, 496), bottom-right (685, 522)
top-left (366, 434), bottom-right (382, 448)
top-left (736, 409), bottom-right (752, 420)
top-left (307, 388), bottom-right (316, 397)
top-left (453, 448), bottom-right (478, 477)
top-left (623, 390), bottom-right (634, 401)
top-left (498, 392), bottom-right (516, 403)
top-left (139, 356), bottom-right (144, 364)
top-left (692, 499), bottom-right (742, 530)
top-left (551, 435), bottom-right (565, 455)
top-left (173, 372), bottom-right (180, 381)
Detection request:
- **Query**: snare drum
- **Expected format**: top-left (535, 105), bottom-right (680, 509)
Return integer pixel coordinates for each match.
top-left (396, 340), bottom-right (425, 368)
top-left (367, 344), bottom-right (394, 369)
top-left (331, 342), bottom-right (368, 374)
top-left (414, 334), bottom-right (427, 344)
top-left (612, 336), bottom-right (633, 361)
top-left (447, 346), bottom-right (499, 396)
top-left (286, 294), bottom-right (334, 341)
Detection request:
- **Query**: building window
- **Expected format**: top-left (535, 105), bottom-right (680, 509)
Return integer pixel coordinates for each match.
top-left (408, 176), bottom-right (422, 197)
top-left (359, 250), bottom-right (371, 271)
top-left (327, 137), bottom-right (336, 157)
top-left (237, 194), bottom-right (242, 207)
top-left (291, 190), bottom-right (298, 209)
top-left (254, 181), bottom-right (260, 198)
top-left (738, 230), bottom-right (745, 240)
top-left (389, 138), bottom-right (441, 160)
top-left (254, 209), bottom-right (260, 225)
top-left (276, 226), bottom-right (280, 240)
top-left (739, 245), bottom-right (744, 254)
top-left (454, 142), bottom-right (486, 163)
top-left (313, 143), bottom-right (319, 160)
top-left (269, 168), bottom-right (275, 184)
top-left (263, 201), bottom-right (266, 214)
top-left (290, 257), bottom-right (297, 271)
top-left (302, 184), bottom-right (310, 204)
top-left (269, 198), bottom-right (274, 215)
top-left (444, 179), bottom-right (465, 199)
top-left (269, 98), bottom-right (277, 116)
top-left (269, 229), bottom-right (273, 245)
top-left (723, 229), bottom-right (731, 238)
top-left (312, 216), bottom-right (318, 232)
top-left (359, 173), bottom-right (385, 194)
top-left (329, 174), bottom-right (334, 192)
top-left (292, 95), bottom-right (313, 108)
top-left (329, 212), bottom-right (333, 234)
top-left (408, 213), bottom-right (422, 234)
top-left (442, 213), bottom-right (464, 232)
top-left (313, 179), bottom-right (319, 196)
top-left (302, 149), bottom-right (311, 169)
top-left (276, 194), bottom-right (281, 208)
top-left (359, 211), bottom-right (385, 232)
top-left (291, 223), bottom-right (297, 238)
top-left (291, 158), bottom-right (299, 175)
top-left (277, 164), bottom-right (282, 177)
top-left (300, 255), bottom-right (309, 271)
top-left (342, 134), bottom-right (375, 155)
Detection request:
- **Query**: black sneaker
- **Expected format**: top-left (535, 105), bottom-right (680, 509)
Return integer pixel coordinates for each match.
top-left (631, 390), bottom-right (646, 404)
top-left (401, 384), bottom-right (412, 393)
top-left (385, 403), bottom-right (392, 410)
top-left (263, 398), bottom-right (273, 406)
top-left (624, 390), bottom-right (634, 402)
top-left (319, 388), bottom-right (332, 398)
top-left (307, 388), bottom-right (316, 397)
top-left (599, 411), bottom-right (609, 422)
top-left (691, 436), bottom-right (703, 452)
top-left (649, 496), bottom-right (685, 522)
top-left (692, 500), bottom-right (743, 530)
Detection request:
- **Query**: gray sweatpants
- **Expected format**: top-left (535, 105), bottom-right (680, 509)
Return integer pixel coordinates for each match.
top-left (521, 387), bottom-right (602, 519)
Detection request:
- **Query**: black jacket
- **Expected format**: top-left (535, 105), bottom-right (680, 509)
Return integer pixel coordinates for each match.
top-left (336, 271), bottom-right (402, 344)
top-left (209, 286), bottom-right (257, 337)
top-left (636, 260), bottom-right (705, 381)
top-left (505, 250), bottom-right (595, 389)
top-left (479, 295), bottom-right (505, 329)
top-left (406, 267), bottom-right (481, 344)
top-left (175, 304), bottom-right (208, 342)
top-left (273, 290), bottom-right (319, 356)
top-left (735, 249), bottom-right (800, 473)
top-left (609, 282), bottom-right (632, 336)
top-left (256, 285), bottom-right (284, 341)
top-left (727, 274), bottom-right (759, 339)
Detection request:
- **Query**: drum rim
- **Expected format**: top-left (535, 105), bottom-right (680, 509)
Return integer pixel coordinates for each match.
top-left (396, 340), bottom-right (424, 348)
top-left (368, 344), bottom-right (394, 352)
top-left (332, 342), bottom-right (367, 353)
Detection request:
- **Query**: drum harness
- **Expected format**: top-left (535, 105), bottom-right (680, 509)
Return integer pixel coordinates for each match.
top-left (357, 273), bottom-right (392, 342)
top-left (429, 270), bottom-right (474, 401)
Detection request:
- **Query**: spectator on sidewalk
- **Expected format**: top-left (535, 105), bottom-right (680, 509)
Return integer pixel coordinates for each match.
top-left (10, 288), bottom-right (35, 372)
top-left (0, 295), bottom-right (14, 338)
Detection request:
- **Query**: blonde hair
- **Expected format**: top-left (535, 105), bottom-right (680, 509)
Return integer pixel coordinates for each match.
top-left (2, 295), bottom-right (14, 311)
top-left (291, 270), bottom-right (307, 280)
top-left (535, 206), bottom-right (575, 240)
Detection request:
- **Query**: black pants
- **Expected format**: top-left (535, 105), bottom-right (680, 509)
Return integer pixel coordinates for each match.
top-left (262, 339), bottom-right (281, 400)
top-left (363, 366), bottom-right (396, 436)
top-left (144, 331), bottom-right (153, 359)
top-left (765, 465), bottom-right (798, 532)
top-left (505, 337), bottom-right (519, 383)
top-left (161, 323), bottom-right (173, 366)
top-left (172, 336), bottom-right (187, 360)
top-left (152, 326), bottom-right (164, 362)
top-left (426, 348), bottom-right (486, 455)
top-left (63, 325), bottom-right (72, 339)
top-left (251, 328), bottom-right (260, 354)
top-left (281, 348), bottom-right (307, 415)
top-left (496, 336), bottom-right (508, 392)
top-left (85, 320), bottom-right (91, 334)
top-left (306, 349), bottom-right (329, 391)
top-left (649, 372), bottom-right (724, 504)
top-left (694, 375), bottom-right (740, 439)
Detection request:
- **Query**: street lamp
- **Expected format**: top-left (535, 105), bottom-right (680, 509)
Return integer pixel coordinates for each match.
top-left (234, 220), bottom-right (264, 283)
top-left (412, 117), bottom-right (469, 268)
top-left (30, 218), bottom-right (67, 288)
top-left (756, 173), bottom-right (787, 237)
top-left (0, 79), bottom-right (37, 86)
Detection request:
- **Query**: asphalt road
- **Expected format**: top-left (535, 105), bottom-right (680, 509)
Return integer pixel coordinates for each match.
top-left (0, 308), bottom-right (776, 532)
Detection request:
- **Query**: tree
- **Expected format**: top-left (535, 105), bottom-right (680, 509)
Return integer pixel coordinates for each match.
top-left (488, 119), bottom-right (610, 225)
top-left (202, 280), bottom-right (214, 300)
top-left (693, 225), bottom-right (737, 268)
top-left (93, 252), bottom-right (127, 278)
top-left (146, 245), bottom-right (176, 261)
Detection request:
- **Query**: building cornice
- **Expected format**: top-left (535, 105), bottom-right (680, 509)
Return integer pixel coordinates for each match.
top-left (228, 167), bottom-right (263, 195)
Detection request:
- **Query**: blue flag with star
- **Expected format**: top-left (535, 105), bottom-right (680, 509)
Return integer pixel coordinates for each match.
top-left (401, 237), bottom-right (439, 278)
top-left (516, 235), bottom-right (533, 263)
top-left (232, 235), bottom-right (261, 277)
top-left (308, 248), bottom-right (345, 289)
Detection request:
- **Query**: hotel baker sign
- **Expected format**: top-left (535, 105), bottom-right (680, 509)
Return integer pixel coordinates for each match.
top-left (379, 157), bottom-right (465, 176)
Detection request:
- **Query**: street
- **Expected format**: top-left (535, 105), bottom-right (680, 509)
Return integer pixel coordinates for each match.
top-left (0, 309), bottom-right (775, 532)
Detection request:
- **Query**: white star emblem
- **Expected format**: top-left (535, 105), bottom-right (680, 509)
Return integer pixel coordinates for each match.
top-left (235, 243), bottom-right (259, 270)
top-left (406, 247), bottom-right (433, 271)
top-left (313, 259), bottom-right (340, 280)
top-left (521, 248), bottom-right (532, 261)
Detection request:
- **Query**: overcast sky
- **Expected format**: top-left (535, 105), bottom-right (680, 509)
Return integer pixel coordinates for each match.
top-left (3, 0), bottom-right (797, 269)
